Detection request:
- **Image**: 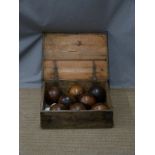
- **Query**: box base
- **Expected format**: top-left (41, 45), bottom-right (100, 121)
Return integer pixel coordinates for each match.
top-left (41, 110), bottom-right (113, 129)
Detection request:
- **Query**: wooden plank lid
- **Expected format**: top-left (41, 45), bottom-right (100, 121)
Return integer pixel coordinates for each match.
top-left (43, 33), bottom-right (108, 81)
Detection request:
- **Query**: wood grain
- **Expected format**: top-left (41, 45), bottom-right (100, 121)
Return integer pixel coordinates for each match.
top-left (43, 60), bottom-right (108, 80)
top-left (44, 33), bottom-right (107, 60)
top-left (41, 33), bottom-right (111, 129)
top-left (43, 33), bottom-right (108, 81)
top-left (41, 111), bottom-right (113, 129)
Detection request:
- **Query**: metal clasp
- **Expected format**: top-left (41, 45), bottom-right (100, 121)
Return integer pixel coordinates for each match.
top-left (92, 60), bottom-right (97, 81)
top-left (53, 60), bottom-right (59, 81)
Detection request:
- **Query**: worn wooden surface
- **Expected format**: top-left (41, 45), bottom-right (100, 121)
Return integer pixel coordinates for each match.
top-left (44, 33), bottom-right (107, 60)
top-left (43, 60), bottom-right (108, 80)
top-left (41, 111), bottom-right (113, 129)
top-left (42, 33), bottom-right (110, 128)
top-left (20, 88), bottom-right (135, 155)
top-left (43, 33), bottom-right (108, 81)
top-left (41, 80), bottom-right (113, 129)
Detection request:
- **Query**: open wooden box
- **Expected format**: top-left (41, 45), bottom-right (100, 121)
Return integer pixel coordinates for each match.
top-left (40, 33), bottom-right (113, 129)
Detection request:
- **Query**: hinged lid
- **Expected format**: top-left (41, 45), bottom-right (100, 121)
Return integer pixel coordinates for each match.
top-left (43, 33), bottom-right (108, 81)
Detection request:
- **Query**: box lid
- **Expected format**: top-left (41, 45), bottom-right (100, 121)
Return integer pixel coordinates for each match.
top-left (43, 33), bottom-right (108, 81)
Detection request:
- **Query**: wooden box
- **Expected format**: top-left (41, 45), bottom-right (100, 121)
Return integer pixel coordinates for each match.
top-left (40, 33), bottom-right (113, 129)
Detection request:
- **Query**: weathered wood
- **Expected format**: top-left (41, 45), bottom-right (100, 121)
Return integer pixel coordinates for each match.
top-left (40, 80), bottom-right (113, 129)
top-left (41, 111), bottom-right (113, 129)
top-left (43, 33), bottom-right (108, 81)
top-left (44, 33), bottom-right (108, 60)
top-left (43, 60), bottom-right (108, 81)
top-left (41, 33), bottom-right (113, 129)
